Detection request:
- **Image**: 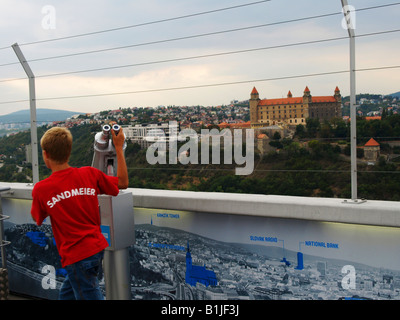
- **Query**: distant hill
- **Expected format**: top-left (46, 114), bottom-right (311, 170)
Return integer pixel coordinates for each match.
top-left (389, 91), bottom-right (400, 99)
top-left (0, 108), bottom-right (82, 124)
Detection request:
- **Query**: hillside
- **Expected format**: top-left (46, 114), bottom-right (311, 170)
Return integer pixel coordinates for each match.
top-left (390, 91), bottom-right (400, 99)
top-left (0, 116), bottom-right (400, 201)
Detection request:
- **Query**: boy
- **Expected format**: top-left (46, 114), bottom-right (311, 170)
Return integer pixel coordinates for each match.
top-left (31, 126), bottom-right (128, 300)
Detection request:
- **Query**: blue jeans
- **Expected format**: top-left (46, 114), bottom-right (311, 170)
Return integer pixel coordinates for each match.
top-left (59, 251), bottom-right (104, 300)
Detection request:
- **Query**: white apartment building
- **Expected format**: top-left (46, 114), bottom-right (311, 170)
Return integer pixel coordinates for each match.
top-left (122, 122), bottom-right (180, 149)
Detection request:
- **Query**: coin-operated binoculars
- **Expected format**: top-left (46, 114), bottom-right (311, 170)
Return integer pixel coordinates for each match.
top-left (92, 124), bottom-right (126, 175)
top-left (92, 124), bottom-right (134, 300)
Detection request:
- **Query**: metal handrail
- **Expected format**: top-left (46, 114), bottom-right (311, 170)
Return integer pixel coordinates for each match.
top-left (0, 240), bottom-right (10, 248)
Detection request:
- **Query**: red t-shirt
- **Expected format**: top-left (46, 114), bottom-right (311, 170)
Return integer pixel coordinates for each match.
top-left (31, 166), bottom-right (119, 267)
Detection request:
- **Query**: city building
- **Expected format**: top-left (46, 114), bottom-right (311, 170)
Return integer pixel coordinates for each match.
top-left (122, 122), bottom-right (180, 149)
top-left (364, 138), bottom-right (380, 161)
top-left (249, 86), bottom-right (342, 128)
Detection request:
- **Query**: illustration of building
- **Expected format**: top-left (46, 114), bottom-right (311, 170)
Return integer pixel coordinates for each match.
top-left (317, 261), bottom-right (327, 277)
top-left (295, 252), bottom-right (304, 270)
top-left (185, 242), bottom-right (217, 287)
top-left (249, 86), bottom-right (342, 128)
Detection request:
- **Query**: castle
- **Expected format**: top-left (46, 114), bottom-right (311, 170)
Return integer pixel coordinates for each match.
top-left (249, 86), bottom-right (342, 128)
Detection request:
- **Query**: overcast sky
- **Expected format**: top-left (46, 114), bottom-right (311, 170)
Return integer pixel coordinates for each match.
top-left (0, 0), bottom-right (399, 116)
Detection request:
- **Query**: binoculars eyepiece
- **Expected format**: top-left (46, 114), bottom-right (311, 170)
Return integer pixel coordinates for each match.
top-left (102, 124), bottom-right (121, 135)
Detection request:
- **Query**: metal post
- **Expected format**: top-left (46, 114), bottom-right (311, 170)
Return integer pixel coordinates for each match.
top-left (98, 192), bottom-right (133, 300)
top-left (341, 1), bottom-right (358, 202)
top-left (103, 249), bottom-right (131, 300)
top-left (93, 128), bottom-right (133, 300)
top-left (11, 43), bottom-right (39, 185)
top-left (349, 35), bottom-right (358, 201)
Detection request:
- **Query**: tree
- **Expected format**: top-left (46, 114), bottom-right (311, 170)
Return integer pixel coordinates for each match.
top-left (320, 121), bottom-right (332, 139)
top-left (333, 119), bottom-right (348, 138)
top-left (295, 124), bottom-right (306, 138)
top-left (272, 131), bottom-right (281, 140)
top-left (306, 118), bottom-right (320, 137)
top-left (381, 107), bottom-right (388, 119)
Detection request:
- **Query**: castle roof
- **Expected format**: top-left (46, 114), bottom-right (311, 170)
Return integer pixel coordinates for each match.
top-left (311, 96), bottom-right (338, 103)
top-left (259, 97), bottom-right (302, 106)
top-left (252, 86), bottom-right (339, 106)
top-left (258, 96), bottom-right (337, 106)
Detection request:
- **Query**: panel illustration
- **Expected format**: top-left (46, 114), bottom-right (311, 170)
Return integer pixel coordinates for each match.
top-left (2, 198), bottom-right (400, 300)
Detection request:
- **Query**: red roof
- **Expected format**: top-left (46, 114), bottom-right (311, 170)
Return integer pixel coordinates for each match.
top-left (311, 96), bottom-right (337, 103)
top-left (251, 87), bottom-right (258, 94)
top-left (258, 95), bottom-right (336, 106)
top-left (218, 121), bottom-right (251, 129)
top-left (365, 138), bottom-right (380, 147)
top-left (259, 97), bottom-right (303, 106)
top-left (365, 116), bottom-right (381, 121)
top-left (229, 121), bottom-right (251, 128)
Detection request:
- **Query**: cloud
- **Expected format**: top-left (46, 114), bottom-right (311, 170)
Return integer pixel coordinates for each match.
top-left (4, 63), bottom-right (238, 112)
top-left (0, 0), bottom-right (399, 116)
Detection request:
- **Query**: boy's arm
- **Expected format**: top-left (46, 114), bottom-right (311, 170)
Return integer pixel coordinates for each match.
top-left (31, 187), bottom-right (47, 226)
top-left (112, 128), bottom-right (129, 189)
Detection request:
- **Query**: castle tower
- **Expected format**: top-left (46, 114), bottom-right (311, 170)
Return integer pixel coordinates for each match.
top-left (250, 87), bottom-right (260, 126)
top-left (334, 86), bottom-right (341, 103)
top-left (287, 90), bottom-right (292, 98)
top-left (186, 241), bottom-right (192, 270)
top-left (303, 86), bottom-right (312, 104)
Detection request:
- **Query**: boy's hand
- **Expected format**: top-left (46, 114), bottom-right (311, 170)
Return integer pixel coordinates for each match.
top-left (111, 127), bottom-right (125, 149)
top-left (111, 127), bottom-right (129, 189)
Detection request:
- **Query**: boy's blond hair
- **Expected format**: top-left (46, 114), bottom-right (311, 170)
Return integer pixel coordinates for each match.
top-left (40, 127), bottom-right (73, 164)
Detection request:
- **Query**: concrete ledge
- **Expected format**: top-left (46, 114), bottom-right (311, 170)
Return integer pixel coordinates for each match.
top-left (131, 188), bottom-right (400, 227)
top-left (1, 182), bottom-right (399, 228)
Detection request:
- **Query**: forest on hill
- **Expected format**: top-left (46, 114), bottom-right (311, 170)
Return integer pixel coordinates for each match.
top-left (0, 114), bottom-right (399, 201)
